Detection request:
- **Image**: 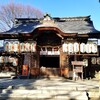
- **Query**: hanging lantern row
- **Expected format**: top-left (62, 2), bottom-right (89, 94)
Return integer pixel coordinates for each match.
top-left (4, 41), bottom-right (37, 53)
top-left (62, 42), bottom-right (98, 54)
top-left (91, 57), bottom-right (100, 65)
top-left (0, 56), bottom-right (18, 66)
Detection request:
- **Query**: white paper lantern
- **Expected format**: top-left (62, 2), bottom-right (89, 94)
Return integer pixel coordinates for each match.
top-left (10, 42), bottom-right (14, 52)
top-left (4, 56), bottom-right (9, 63)
top-left (97, 57), bottom-right (100, 65)
top-left (8, 56), bottom-right (14, 63)
top-left (12, 58), bottom-right (18, 66)
top-left (80, 43), bottom-right (86, 53)
top-left (85, 42), bottom-right (92, 53)
top-left (85, 43), bottom-right (91, 53)
top-left (4, 42), bottom-right (9, 52)
top-left (31, 42), bottom-right (36, 52)
top-left (8, 42), bottom-right (12, 52)
top-left (13, 42), bottom-right (20, 52)
top-left (20, 43), bottom-right (25, 52)
top-left (91, 43), bottom-right (97, 53)
top-left (68, 43), bottom-right (73, 53)
top-left (91, 57), bottom-right (96, 65)
top-left (62, 43), bottom-right (68, 52)
top-left (24, 43), bottom-right (31, 52)
top-left (0, 56), bottom-right (4, 63)
top-left (83, 59), bottom-right (88, 66)
top-left (74, 42), bottom-right (79, 53)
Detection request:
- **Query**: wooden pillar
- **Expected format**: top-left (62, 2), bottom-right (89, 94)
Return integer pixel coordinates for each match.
top-left (60, 48), bottom-right (69, 68)
top-left (60, 47), bottom-right (69, 77)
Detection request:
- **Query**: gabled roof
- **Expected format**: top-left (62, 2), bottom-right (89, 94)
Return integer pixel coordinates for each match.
top-left (1, 14), bottom-right (100, 35)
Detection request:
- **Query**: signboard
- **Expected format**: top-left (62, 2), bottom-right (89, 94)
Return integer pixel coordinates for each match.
top-left (22, 65), bottom-right (28, 76)
top-left (73, 66), bottom-right (83, 72)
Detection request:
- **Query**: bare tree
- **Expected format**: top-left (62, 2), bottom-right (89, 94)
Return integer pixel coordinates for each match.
top-left (0, 2), bottom-right (43, 32)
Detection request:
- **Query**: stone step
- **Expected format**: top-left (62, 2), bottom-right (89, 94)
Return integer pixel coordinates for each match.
top-left (2, 85), bottom-right (88, 91)
top-left (2, 88), bottom-right (86, 93)
top-left (0, 91), bottom-right (88, 100)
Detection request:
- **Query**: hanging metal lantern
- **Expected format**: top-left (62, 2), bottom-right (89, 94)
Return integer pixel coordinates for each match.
top-left (74, 42), bottom-right (79, 53)
top-left (62, 43), bottom-right (68, 52)
top-left (91, 57), bottom-right (96, 65)
top-left (0, 56), bottom-right (4, 63)
top-left (80, 43), bottom-right (86, 53)
top-left (91, 43), bottom-right (97, 53)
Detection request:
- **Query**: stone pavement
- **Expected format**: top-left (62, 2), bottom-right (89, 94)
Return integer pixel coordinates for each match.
top-left (0, 77), bottom-right (99, 100)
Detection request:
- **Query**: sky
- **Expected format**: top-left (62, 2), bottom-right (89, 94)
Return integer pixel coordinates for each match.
top-left (0, 0), bottom-right (100, 30)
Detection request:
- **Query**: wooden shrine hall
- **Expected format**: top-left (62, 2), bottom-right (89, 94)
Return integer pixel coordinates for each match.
top-left (0, 14), bottom-right (100, 79)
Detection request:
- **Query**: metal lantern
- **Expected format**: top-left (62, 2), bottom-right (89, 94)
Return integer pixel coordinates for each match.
top-left (74, 42), bottom-right (79, 53)
top-left (80, 43), bottom-right (86, 53)
top-left (0, 56), bottom-right (4, 63)
top-left (62, 43), bottom-right (68, 52)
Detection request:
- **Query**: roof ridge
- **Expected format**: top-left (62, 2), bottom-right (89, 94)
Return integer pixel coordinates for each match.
top-left (54, 15), bottom-right (91, 21)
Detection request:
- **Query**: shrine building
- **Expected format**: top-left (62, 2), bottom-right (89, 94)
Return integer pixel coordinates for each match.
top-left (0, 14), bottom-right (100, 79)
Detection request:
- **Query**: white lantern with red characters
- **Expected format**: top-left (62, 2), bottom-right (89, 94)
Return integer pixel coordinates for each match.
top-left (13, 41), bottom-right (20, 52)
top-left (20, 43), bottom-right (25, 52)
top-left (31, 42), bottom-right (36, 52)
top-left (74, 42), bottom-right (79, 53)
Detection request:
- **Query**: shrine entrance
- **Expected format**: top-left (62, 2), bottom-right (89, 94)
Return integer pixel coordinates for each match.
top-left (39, 56), bottom-right (61, 77)
top-left (40, 56), bottom-right (59, 68)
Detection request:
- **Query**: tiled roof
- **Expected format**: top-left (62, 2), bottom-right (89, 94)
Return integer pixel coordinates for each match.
top-left (1, 15), bottom-right (100, 35)
top-left (55, 16), bottom-right (99, 34)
